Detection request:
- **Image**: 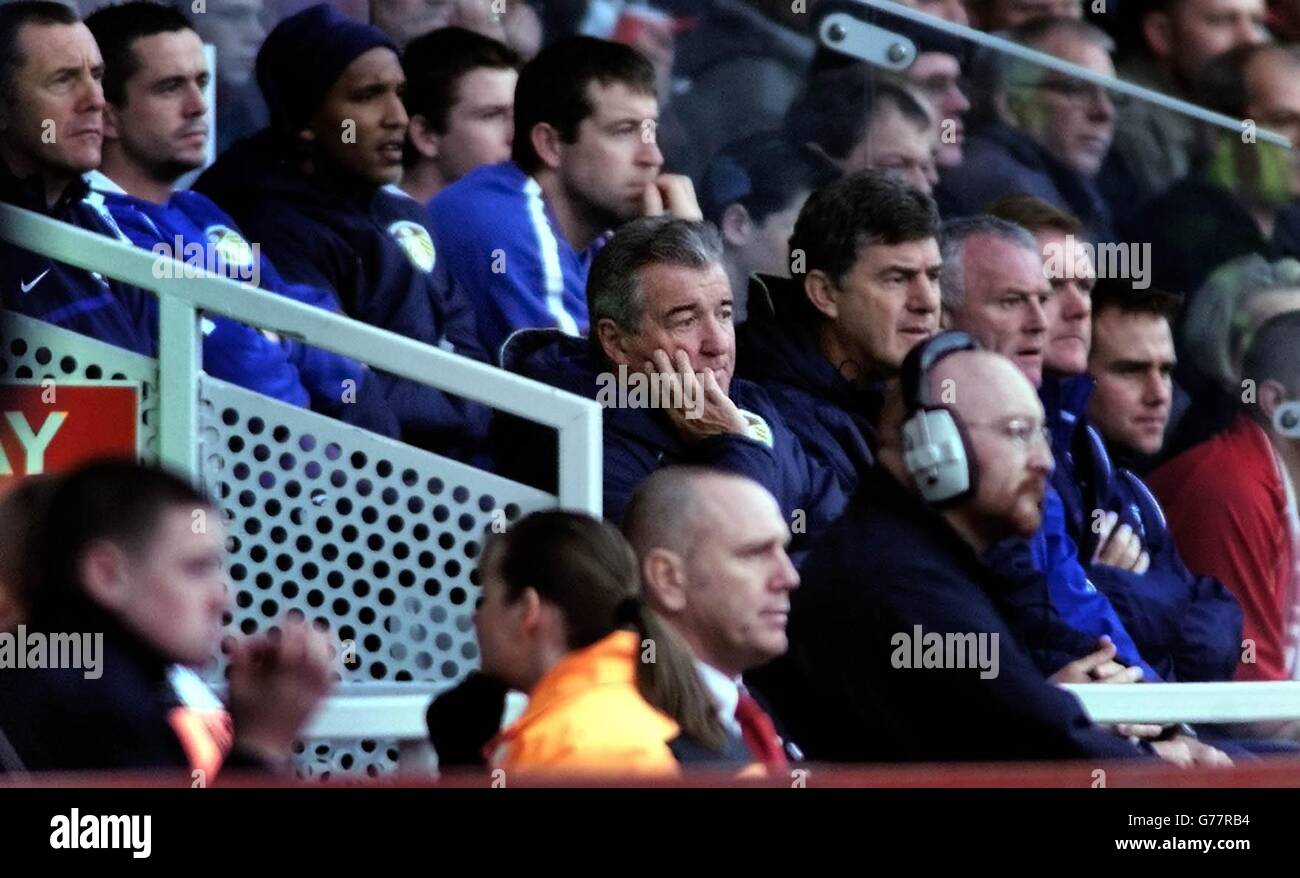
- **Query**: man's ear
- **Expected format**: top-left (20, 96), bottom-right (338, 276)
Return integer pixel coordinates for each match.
top-left (595, 317), bottom-right (632, 367)
top-left (78, 540), bottom-right (130, 612)
top-left (518, 585), bottom-right (543, 633)
top-left (640, 548), bottom-right (687, 615)
top-left (407, 113), bottom-right (440, 161)
top-left (1257, 378), bottom-right (1289, 423)
top-left (803, 269), bottom-right (839, 321)
top-left (720, 202), bottom-right (753, 248)
top-left (1142, 12), bottom-right (1174, 63)
top-left (530, 121), bottom-right (563, 171)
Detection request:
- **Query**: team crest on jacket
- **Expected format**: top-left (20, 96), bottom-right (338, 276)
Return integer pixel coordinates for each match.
top-left (388, 220), bottom-right (436, 272)
top-left (738, 410), bottom-right (774, 448)
top-left (204, 224), bottom-right (255, 268)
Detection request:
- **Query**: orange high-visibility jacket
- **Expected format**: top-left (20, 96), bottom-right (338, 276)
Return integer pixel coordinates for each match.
top-left (492, 630), bottom-right (682, 776)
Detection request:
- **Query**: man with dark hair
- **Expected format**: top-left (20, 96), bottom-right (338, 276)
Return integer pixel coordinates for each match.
top-left (784, 72), bottom-right (939, 194)
top-left (429, 35), bottom-right (701, 358)
top-left (0, 0), bottom-right (155, 356)
top-left (969, 0), bottom-right (1080, 29)
top-left (737, 171), bottom-right (941, 498)
top-left (183, 0), bottom-right (269, 153)
top-left (0, 460), bottom-right (333, 773)
top-left (1150, 310), bottom-right (1300, 684)
top-left (399, 26), bottom-right (519, 205)
top-left (84, 1), bottom-right (364, 414)
top-left (194, 3), bottom-right (490, 457)
top-left (497, 216), bottom-right (847, 543)
top-left (699, 131), bottom-right (838, 323)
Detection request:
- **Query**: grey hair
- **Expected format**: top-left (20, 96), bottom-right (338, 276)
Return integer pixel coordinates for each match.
top-left (1183, 254), bottom-right (1300, 393)
top-left (938, 215), bottom-right (1039, 311)
top-left (586, 216), bottom-right (724, 355)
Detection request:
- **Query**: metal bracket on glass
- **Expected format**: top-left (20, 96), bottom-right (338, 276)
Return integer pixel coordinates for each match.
top-left (819, 12), bottom-right (916, 72)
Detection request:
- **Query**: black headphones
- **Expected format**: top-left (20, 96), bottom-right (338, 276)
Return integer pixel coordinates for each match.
top-left (899, 331), bottom-right (982, 506)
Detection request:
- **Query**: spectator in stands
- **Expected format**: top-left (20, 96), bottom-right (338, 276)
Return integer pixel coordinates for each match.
top-left (902, 0), bottom-right (971, 24)
top-left (497, 216), bottom-right (848, 543)
top-left (751, 337), bottom-right (1153, 762)
top-left (1149, 311), bottom-right (1300, 684)
top-left (659, 0), bottom-right (816, 183)
top-left (0, 474), bottom-right (59, 633)
top-left (698, 132), bottom-right (838, 323)
top-left (194, 4), bottom-right (490, 457)
top-left (430, 36), bottom-right (702, 359)
top-left (1126, 44), bottom-right (1300, 300)
top-left (785, 72), bottom-right (940, 195)
top-left (0, 1), bottom-right (155, 356)
top-left (968, 0), bottom-right (1080, 29)
top-left (399, 27), bottom-right (519, 206)
top-left (1167, 255), bottom-right (1300, 458)
top-left (623, 467), bottom-right (802, 771)
top-left (940, 216), bottom-right (1159, 678)
top-left (738, 172), bottom-right (941, 498)
top-left (0, 460), bottom-right (333, 773)
top-left (85, 1), bottom-right (365, 414)
top-left (184, 0), bottom-right (269, 154)
top-left (371, 0), bottom-right (541, 56)
top-left (939, 17), bottom-right (1119, 242)
top-left (988, 196), bottom-right (1243, 681)
top-left (476, 509), bottom-right (727, 774)
top-left (1107, 0), bottom-right (1269, 208)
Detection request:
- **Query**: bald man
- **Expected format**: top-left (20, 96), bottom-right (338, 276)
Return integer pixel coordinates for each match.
top-left (751, 338), bottom-right (1152, 762)
top-left (623, 468), bottom-right (801, 770)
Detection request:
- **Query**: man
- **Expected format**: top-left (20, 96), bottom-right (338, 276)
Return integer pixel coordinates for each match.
top-left (429, 36), bottom-right (702, 358)
top-left (699, 131), bottom-right (838, 323)
top-left (1126, 44), bottom-right (1300, 300)
top-left (195, 4), bottom-right (490, 457)
top-left (940, 216), bottom-right (1158, 678)
top-left (939, 16), bottom-right (1118, 242)
top-left (738, 171), bottom-right (941, 497)
top-left (496, 216), bottom-right (848, 545)
top-left (399, 26), bottom-right (519, 205)
top-left (969, 0), bottom-right (1080, 29)
top-left (1150, 311), bottom-right (1300, 683)
top-left (85, 1), bottom-right (364, 415)
top-left (784, 73), bottom-right (940, 195)
top-left (623, 467), bottom-right (802, 770)
top-left (0, 1), bottom-right (154, 357)
top-left (751, 339), bottom-right (1152, 762)
top-left (1108, 0), bottom-right (1269, 207)
top-left (184, 0), bottom-right (269, 153)
top-left (0, 460), bottom-right (333, 773)
top-left (989, 196), bottom-right (1243, 682)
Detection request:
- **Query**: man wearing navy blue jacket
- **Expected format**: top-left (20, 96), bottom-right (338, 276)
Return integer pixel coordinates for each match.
top-left (0, 2), bottom-right (154, 356)
top-left (496, 217), bottom-right (847, 550)
top-left (85, 2), bottom-right (364, 412)
top-left (737, 172), bottom-right (942, 499)
top-left (193, 4), bottom-right (490, 458)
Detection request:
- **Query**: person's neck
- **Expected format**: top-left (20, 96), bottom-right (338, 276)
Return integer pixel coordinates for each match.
top-left (99, 148), bottom-right (175, 205)
top-left (1247, 201), bottom-right (1279, 241)
top-left (723, 256), bottom-right (750, 308)
top-left (1268, 429), bottom-right (1300, 491)
top-left (534, 167), bottom-right (602, 251)
top-left (0, 142), bottom-right (73, 209)
top-left (880, 449), bottom-right (992, 553)
top-left (398, 160), bottom-right (449, 205)
top-left (818, 321), bottom-right (877, 386)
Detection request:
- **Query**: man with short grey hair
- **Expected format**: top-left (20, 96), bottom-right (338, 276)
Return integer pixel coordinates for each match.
top-left (496, 216), bottom-right (848, 546)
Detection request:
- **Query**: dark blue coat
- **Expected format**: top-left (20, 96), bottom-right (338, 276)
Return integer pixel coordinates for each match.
top-left (1, 164), bottom-right (155, 357)
top-left (496, 329), bottom-right (849, 550)
top-left (749, 466), bottom-right (1148, 763)
top-left (736, 274), bottom-right (878, 498)
top-left (1041, 373), bottom-right (1243, 682)
top-left (194, 130), bottom-right (490, 459)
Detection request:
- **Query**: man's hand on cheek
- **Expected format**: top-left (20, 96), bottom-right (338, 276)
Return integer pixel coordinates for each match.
top-left (642, 175), bottom-right (702, 221)
top-left (648, 348), bottom-right (746, 441)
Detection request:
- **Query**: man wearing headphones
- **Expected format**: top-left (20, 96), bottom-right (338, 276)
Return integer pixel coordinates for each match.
top-left (751, 333), bottom-right (1150, 762)
top-left (1151, 311), bottom-right (1300, 685)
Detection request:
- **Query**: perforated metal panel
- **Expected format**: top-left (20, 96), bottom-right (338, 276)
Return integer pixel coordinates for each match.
top-left (198, 377), bottom-right (557, 775)
top-left (0, 311), bottom-right (160, 461)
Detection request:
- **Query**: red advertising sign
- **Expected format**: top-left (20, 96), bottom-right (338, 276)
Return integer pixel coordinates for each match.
top-left (0, 383), bottom-right (140, 486)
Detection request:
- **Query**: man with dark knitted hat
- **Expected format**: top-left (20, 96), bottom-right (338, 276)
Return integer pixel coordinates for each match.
top-left (195, 3), bottom-right (490, 459)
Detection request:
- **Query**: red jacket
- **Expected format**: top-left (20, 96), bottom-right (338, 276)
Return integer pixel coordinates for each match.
top-left (1148, 415), bottom-right (1293, 680)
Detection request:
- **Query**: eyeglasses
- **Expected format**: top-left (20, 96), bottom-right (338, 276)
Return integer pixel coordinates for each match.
top-left (966, 417), bottom-right (1052, 452)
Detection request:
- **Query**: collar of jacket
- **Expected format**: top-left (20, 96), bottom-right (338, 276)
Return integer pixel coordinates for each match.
top-left (0, 159), bottom-right (91, 215)
top-left (742, 273), bottom-right (885, 415)
top-left (27, 583), bottom-right (173, 688)
top-left (500, 630), bottom-right (676, 737)
top-left (1039, 371), bottom-right (1094, 455)
top-left (975, 121), bottom-right (1112, 230)
top-left (859, 464), bottom-right (989, 569)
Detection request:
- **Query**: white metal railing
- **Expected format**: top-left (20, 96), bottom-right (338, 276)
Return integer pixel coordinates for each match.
top-left (0, 202), bottom-right (602, 512)
top-left (1064, 681), bottom-right (1300, 725)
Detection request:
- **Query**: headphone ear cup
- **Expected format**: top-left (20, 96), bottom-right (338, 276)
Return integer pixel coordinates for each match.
top-left (1275, 402), bottom-right (1300, 438)
top-left (902, 406), bottom-right (976, 505)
